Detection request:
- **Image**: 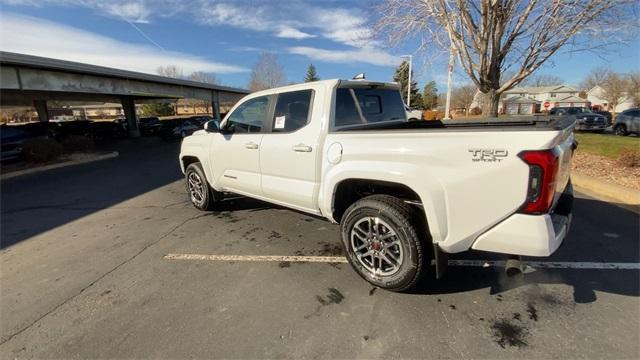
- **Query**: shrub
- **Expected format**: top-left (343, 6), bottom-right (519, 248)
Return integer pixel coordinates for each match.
top-left (616, 149), bottom-right (640, 168)
top-left (423, 110), bottom-right (445, 121)
top-left (22, 138), bottom-right (63, 163)
top-left (61, 135), bottom-right (94, 153)
top-left (470, 107), bottom-right (483, 115)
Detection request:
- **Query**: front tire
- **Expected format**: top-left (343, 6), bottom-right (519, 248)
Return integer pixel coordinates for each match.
top-left (340, 195), bottom-right (427, 292)
top-left (185, 162), bottom-right (221, 211)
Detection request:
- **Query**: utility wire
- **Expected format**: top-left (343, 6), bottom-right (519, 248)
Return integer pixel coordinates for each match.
top-left (124, 18), bottom-right (165, 52)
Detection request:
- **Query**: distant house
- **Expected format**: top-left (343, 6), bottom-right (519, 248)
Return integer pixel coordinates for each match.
top-left (586, 85), bottom-right (634, 113)
top-left (500, 85), bottom-right (589, 114)
top-left (68, 103), bottom-right (143, 120)
top-left (175, 99), bottom-right (211, 116)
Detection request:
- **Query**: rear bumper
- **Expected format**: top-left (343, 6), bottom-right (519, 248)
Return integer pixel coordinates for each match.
top-left (471, 187), bottom-right (573, 257)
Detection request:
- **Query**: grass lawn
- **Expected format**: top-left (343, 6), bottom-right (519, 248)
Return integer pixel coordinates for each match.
top-left (575, 133), bottom-right (640, 159)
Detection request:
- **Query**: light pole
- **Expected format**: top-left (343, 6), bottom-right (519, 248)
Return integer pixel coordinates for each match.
top-left (400, 55), bottom-right (412, 107)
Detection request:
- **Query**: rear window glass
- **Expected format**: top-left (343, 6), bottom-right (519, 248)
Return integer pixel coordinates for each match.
top-left (334, 88), bottom-right (406, 127)
top-left (272, 90), bottom-right (313, 132)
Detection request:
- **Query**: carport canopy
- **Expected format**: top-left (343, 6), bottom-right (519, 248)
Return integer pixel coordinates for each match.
top-left (0, 51), bottom-right (249, 136)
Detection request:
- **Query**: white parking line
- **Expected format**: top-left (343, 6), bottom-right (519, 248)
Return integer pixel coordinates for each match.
top-left (164, 253), bottom-right (348, 263)
top-left (164, 253), bottom-right (640, 270)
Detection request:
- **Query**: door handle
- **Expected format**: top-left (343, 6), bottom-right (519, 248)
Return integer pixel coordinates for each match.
top-left (244, 142), bottom-right (259, 150)
top-left (292, 144), bottom-right (312, 152)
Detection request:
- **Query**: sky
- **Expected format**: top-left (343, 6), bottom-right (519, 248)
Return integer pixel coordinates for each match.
top-left (0, 0), bottom-right (638, 91)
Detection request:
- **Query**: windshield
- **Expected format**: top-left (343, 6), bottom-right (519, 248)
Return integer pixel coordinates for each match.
top-left (334, 87), bottom-right (406, 128)
top-left (567, 108), bottom-right (591, 115)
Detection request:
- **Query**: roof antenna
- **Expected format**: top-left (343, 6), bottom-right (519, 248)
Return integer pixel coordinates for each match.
top-left (353, 73), bottom-right (365, 80)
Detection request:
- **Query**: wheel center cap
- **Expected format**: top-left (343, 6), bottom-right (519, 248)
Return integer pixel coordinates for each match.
top-left (371, 241), bottom-right (382, 251)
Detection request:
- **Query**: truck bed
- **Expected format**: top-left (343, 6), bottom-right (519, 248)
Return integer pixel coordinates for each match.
top-left (335, 116), bottom-right (576, 132)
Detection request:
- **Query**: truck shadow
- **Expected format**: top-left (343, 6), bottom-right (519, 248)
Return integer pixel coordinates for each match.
top-left (415, 265), bottom-right (639, 304)
top-left (413, 195), bottom-right (639, 303)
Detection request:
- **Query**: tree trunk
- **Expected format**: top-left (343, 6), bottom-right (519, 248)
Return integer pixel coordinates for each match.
top-left (482, 89), bottom-right (501, 117)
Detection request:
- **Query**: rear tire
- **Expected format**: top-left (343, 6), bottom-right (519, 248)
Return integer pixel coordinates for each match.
top-left (185, 162), bottom-right (222, 211)
top-left (614, 124), bottom-right (627, 136)
top-left (340, 195), bottom-right (427, 292)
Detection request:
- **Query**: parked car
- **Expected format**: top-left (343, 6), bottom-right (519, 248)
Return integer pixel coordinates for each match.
top-left (592, 110), bottom-right (612, 125)
top-left (405, 105), bottom-right (423, 121)
top-left (173, 119), bottom-right (204, 138)
top-left (179, 79), bottom-right (575, 292)
top-left (114, 118), bottom-right (129, 135)
top-left (90, 119), bottom-right (128, 140)
top-left (0, 125), bottom-right (45, 162)
top-left (49, 120), bottom-right (95, 140)
top-left (549, 107), bottom-right (606, 132)
top-left (139, 117), bottom-right (162, 136)
top-left (613, 108), bottom-right (640, 136)
top-left (188, 115), bottom-right (213, 126)
top-left (158, 118), bottom-right (180, 140)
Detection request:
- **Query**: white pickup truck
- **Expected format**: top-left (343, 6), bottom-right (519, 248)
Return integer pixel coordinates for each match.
top-left (179, 79), bottom-right (575, 292)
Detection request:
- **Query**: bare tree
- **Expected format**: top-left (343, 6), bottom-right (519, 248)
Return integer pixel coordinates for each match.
top-left (580, 66), bottom-right (613, 91)
top-left (375, 0), bottom-right (637, 117)
top-left (156, 65), bottom-right (184, 79)
top-left (521, 74), bottom-right (564, 87)
top-left (189, 71), bottom-right (217, 84)
top-left (187, 72), bottom-right (217, 114)
top-left (600, 73), bottom-right (629, 112)
top-left (626, 72), bottom-right (640, 107)
top-left (451, 84), bottom-right (477, 115)
top-left (248, 52), bottom-right (287, 92)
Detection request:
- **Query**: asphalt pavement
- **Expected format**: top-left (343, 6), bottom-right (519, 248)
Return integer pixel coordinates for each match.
top-left (1, 138), bottom-right (638, 359)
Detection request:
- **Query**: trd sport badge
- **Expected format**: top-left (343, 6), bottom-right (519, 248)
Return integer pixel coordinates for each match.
top-left (468, 149), bottom-right (508, 162)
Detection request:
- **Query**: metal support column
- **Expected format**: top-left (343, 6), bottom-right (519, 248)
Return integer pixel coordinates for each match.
top-left (212, 90), bottom-right (221, 120)
top-left (33, 100), bottom-right (49, 122)
top-left (121, 96), bottom-right (140, 138)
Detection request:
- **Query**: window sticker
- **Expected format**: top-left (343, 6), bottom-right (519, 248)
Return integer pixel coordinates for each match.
top-left (274, 116), bottom-right (286, 129)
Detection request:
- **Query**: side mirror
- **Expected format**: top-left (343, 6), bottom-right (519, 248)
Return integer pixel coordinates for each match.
top-left (204, 120), bottom-right (220, 133)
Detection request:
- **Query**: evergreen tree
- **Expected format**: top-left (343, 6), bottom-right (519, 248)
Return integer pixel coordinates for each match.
top-left (422, 81), bottom-right (439, 110)
top-left (304, 64), bottom-right (320, 82)
top-left (393, 61), bottom-right (421, 107)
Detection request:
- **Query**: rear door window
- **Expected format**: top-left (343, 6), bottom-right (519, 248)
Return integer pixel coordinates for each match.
top-left (272, 90), bottom-right (313, 132)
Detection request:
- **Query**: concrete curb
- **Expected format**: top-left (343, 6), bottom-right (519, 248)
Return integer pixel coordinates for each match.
top-left (572, 172), bottom-right (640, 206)
top-left (1, 151), bottom-right (119, 180)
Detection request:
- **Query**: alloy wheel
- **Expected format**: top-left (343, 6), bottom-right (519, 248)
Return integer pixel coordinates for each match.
top-left (187, 171), bottom-right (205, 206)
top-left (350, 216), bottom-right (404, 276)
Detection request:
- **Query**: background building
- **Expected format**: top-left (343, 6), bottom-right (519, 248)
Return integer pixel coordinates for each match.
top-left (500, 85), bottom-right (589, 114)
top-left (586, 85), bottom-right (635, 112)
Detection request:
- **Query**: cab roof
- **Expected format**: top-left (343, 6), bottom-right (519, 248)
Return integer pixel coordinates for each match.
top-left (246, 79), bottom-right (400, 98)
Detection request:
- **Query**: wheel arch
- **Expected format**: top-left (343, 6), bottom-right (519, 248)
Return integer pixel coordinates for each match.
top-left (181, 155), bottom-right (200, 172)
top-left (320, 163), bottom-right (448, 244)
top-left (330, 178), bottom-right (438, 244)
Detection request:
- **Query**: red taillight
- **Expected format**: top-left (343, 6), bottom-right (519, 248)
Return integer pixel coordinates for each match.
top-left (518, 150), bottom-right (559, 214)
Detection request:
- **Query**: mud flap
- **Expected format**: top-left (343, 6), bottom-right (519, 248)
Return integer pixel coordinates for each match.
top-left (433, 243), bottom-right (448, 279)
